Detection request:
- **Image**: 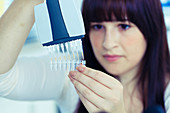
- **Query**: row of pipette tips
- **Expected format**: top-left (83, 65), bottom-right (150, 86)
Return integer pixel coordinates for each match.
top-left (44, 39), bottom-right (86, 71)
top-left (45, 39), bottom-right (84, 61)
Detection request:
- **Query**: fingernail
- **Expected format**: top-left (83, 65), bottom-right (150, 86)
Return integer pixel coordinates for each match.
top-left (76, 66), bottom-right (85, 72)
top-left (79, 63), bottom-right (82, 65)
top-left (69, 71), bottom-right (77, 78)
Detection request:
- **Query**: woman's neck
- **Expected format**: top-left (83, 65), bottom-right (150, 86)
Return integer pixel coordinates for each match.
top-left (119, 65), bottom-right (139, 89)
top-left (119, 65), bottom-right (143, 113)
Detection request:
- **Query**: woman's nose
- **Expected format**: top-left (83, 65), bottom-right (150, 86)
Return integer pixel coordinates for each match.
top-left (102, 29), bottom-right (119, 50)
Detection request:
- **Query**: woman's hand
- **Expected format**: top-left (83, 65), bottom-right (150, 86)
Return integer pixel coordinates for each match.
top-left (68, 65), bottom-right (126, 113)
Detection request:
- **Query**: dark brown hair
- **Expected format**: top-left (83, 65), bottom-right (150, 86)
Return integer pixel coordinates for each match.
top-left (78, 0), bottom-right (170, 112)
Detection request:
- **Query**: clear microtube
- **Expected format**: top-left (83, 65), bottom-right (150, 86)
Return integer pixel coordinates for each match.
top-left (45, 39), bottom-right (86, 71)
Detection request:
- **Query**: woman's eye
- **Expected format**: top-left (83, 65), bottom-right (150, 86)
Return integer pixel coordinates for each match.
top-left (91, 24), bottom-right (104, 30)
top-left (119, 24), bottom-right (131, 30)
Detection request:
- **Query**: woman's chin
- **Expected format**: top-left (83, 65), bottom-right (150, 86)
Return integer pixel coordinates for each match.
top-left (104, 67), bottom-right (122, 76)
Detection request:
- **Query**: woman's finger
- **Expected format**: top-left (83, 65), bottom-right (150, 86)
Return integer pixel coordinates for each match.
top-left (76, 65), bottom-right (121, 89)
top-left (69, 71), bottom-right (111, 98)
top-left (69, 75), bottom-right (106, 110)
top-left (75, 89), bottom-right (100, 113)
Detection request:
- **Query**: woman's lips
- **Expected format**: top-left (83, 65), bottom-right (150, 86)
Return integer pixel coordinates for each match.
top-left (103, 55), bottom-right (122, 62)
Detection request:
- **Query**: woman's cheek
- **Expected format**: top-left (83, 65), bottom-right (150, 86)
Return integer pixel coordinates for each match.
top-left (90, 33), bottom-right (103, 49)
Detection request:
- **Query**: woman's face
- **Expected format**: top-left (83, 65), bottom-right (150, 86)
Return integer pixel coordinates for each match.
top-left (89, 21), bottom-right (147, 76)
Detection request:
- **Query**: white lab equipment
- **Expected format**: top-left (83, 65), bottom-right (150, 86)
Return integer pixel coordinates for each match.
top-left (34, 0), bottom-right (86, 71)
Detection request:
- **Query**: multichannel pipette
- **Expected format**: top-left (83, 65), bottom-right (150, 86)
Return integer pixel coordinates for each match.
top-left (34, 0), bottom-right (86, 71)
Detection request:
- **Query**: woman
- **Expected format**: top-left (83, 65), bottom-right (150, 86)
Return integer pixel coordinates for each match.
top-left (69, 0), bottom-right (170, 112)
top-left (0, 0), bottom-right (169, 113)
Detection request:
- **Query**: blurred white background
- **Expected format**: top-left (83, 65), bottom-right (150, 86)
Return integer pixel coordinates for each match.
top-left (0, 0), bottom-right (169, 113)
